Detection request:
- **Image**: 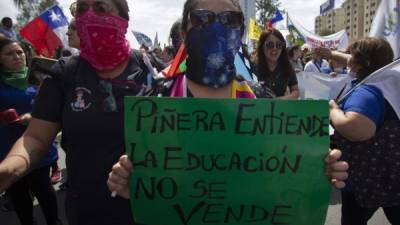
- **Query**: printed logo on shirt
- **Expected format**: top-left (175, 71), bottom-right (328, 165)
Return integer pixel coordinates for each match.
top-left (71, 87), bottom-right (92, 112)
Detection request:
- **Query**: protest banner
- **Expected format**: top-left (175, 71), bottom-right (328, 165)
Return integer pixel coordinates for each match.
top-left (125, 97), bottom-right (331, 225)
top-left (287, 15), bottom-right (349, 50)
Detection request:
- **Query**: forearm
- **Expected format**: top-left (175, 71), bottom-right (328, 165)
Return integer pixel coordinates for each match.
top-left (279, 87), bottom-right (299, 100)
top-left (3, 135), bottom-right (50, 177)
top-left (330, 51), bottom-right (351, 67)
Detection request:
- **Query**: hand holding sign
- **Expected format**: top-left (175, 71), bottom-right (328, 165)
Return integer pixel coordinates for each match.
top-left (110, 97), bottom-right (350, 225)
top-left (108, 155), bottom-right (133, 199)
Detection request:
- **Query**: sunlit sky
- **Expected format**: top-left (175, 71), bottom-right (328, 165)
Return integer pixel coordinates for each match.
top-left (0, 0), bottom-right (345, 46)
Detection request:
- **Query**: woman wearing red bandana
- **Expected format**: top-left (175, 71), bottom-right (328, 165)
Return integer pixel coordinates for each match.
top-left (0, 0), bottom-right (148, 224)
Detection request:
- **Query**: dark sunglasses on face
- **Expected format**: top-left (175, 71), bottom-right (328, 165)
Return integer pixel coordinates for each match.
top-left (76, 1), bottom-right (116, 16)
top-left (265, 41), bottom-right (285, 50)
top-left (189, 9), bottom-right (244, 29)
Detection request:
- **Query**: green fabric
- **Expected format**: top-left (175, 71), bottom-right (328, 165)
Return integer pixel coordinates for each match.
top-left (0, 67), bottom-right (29, 90)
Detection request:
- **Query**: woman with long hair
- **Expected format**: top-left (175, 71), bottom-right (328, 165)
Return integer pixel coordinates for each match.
top-left (256, 28), bottom-right (299, 99)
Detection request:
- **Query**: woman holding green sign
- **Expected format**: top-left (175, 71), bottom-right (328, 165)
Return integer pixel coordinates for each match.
top-left (107, 0), bottom-right (349, 200)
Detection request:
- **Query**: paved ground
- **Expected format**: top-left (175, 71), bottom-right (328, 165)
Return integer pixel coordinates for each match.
top-left (0, 148), bottom-right (391, 225)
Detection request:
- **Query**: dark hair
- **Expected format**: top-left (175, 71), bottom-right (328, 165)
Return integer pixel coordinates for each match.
top-left (288, 45), bottom-right (300, 58)
top-left (256, 28), bottom-right (295, 81)
top-left (1, 17), bottom-right (12, 25)
top-left (349, 37), bottom-right (394, 80)
top-left (169, 19), bottom-right (183, 55)
top-left (181, 0), bottom-right (242, 32)
top-left (0, 38), bottom-right (17, 52)
top-left (163, 46), bottom-right (175, 56)
top-left (111, 0), bottom-right (129, 20)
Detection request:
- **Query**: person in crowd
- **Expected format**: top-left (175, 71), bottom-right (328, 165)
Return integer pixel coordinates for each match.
top-left (327, 58), bottom-right (347, 77)
top-left (169, 19), bottom-right (183, 56)
top-left (323, 38), bottom-right (400, 225)
top-left (107, 0), bottom-right (348, 200)
top-left (0, 38), bottom-right (61, 225)
top-left (0, 17), bottom-right (16, 40)
top-left (288, 45), bottom-right (303, 73)
top-left (304, 49), bottom-right (331, 74)
top-left (67, 19), bottom-right (80, 50)
top-left (159, 46), bottom-right (175, 65)
top-left (0, 0), bottom-right (149, 224)
top-left (256, 28), bottom-right (299, 99)
top-left (301, 43), bottom-right (310, 66)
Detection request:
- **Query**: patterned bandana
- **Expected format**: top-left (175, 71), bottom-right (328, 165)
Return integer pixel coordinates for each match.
top-left (185, 22), bottom-right (242, 88)
top-left (170, 75), bottom-right (256, 99)
top-left (76, 10), bottom-right (132, 71)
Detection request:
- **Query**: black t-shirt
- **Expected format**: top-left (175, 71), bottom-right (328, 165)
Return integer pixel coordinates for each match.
top-left (32, 53), bottom-right (147, 225)
top-left (258, 66), bottom-right (298, 97)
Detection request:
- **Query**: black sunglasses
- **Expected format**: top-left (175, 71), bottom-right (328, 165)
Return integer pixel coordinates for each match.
top-left (189, 10), bottom-right (244, 29)
top-left (76, 1), bottom-right (116, 16)
top-left (99, 80), bottom-right (118, 113)
top-left (264, 41), bottom-right (285, 50)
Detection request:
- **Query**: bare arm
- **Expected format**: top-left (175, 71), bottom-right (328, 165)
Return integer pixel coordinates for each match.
top-left (0, 118), bottom-right (60, 191)
top-left (279, 85), bottom-right (300, 100)
top-left (329, 100), bottom-right (376, 141)
top-left (315, 47), bottom-right (351, 67)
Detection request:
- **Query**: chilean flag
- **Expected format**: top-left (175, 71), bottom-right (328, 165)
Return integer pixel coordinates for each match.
top-left (20, 5), bottom-right (69, 57)
top-left (267, 10), bottom-right (284, 29)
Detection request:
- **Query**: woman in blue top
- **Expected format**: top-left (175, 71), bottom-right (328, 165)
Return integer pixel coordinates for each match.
top-left (0, 38), bottom-right (61, 225)
top-left (327, 38), bottom-right (400, 225)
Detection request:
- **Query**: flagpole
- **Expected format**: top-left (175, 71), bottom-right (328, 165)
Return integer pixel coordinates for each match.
top-left (337, 58), bottom-right (400, 103)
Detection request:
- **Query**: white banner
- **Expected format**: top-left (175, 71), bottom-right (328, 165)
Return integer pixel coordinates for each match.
top-left (297, 72), bottom-right (352, 100)
top-left (288, 15), bottom-right (349, 50)
top-left (369, 0), bottom-right (400, 59)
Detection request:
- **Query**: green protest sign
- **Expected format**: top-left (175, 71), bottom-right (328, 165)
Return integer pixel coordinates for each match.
top-left (124, 97), bottom-right (331, 225)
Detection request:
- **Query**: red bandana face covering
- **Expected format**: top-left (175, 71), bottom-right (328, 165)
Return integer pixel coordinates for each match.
top-left (76, 10), bottom-right (132, 71)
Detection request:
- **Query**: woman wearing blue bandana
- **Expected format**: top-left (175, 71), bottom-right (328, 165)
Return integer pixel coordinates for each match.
top-left (0, 38), bottom-right (61, 225)
top-left (107, 0), bottom-right (349, 199)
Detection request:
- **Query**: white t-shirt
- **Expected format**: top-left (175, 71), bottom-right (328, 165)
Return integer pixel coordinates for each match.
top-left (304, 59), bottom-right (330, 73)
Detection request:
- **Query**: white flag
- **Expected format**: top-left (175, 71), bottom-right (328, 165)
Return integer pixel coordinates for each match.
top-left (364, 60), bottom-right (400, 118)
top-left (369, 0), bottom-right (400, 58)
top-left (296, 72), bottom-right (352, 100)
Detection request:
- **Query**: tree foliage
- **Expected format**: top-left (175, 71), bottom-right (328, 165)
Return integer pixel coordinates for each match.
top-left (14, 0), bottom-right (59, 28)
top-left (255, 0), bottom-right (284, 27)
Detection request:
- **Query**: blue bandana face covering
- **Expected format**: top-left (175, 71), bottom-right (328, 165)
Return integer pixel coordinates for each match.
top-left (185, 22), bottom-right (242, 88)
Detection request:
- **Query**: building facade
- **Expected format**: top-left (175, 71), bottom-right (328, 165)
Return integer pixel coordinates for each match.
top-left (315, 0), bottom-right (381, 42)
top-left (315, 8), bottom-right (346, 36)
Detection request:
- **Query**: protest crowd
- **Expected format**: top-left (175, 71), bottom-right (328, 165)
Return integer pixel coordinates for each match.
top-left (0, 0), bottom-right (398, 225)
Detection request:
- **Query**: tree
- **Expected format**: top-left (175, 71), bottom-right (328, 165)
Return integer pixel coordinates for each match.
top-left (255, 0), bottom-right (284, 28)
top-left (14, 0), bottom-right (59, 28)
